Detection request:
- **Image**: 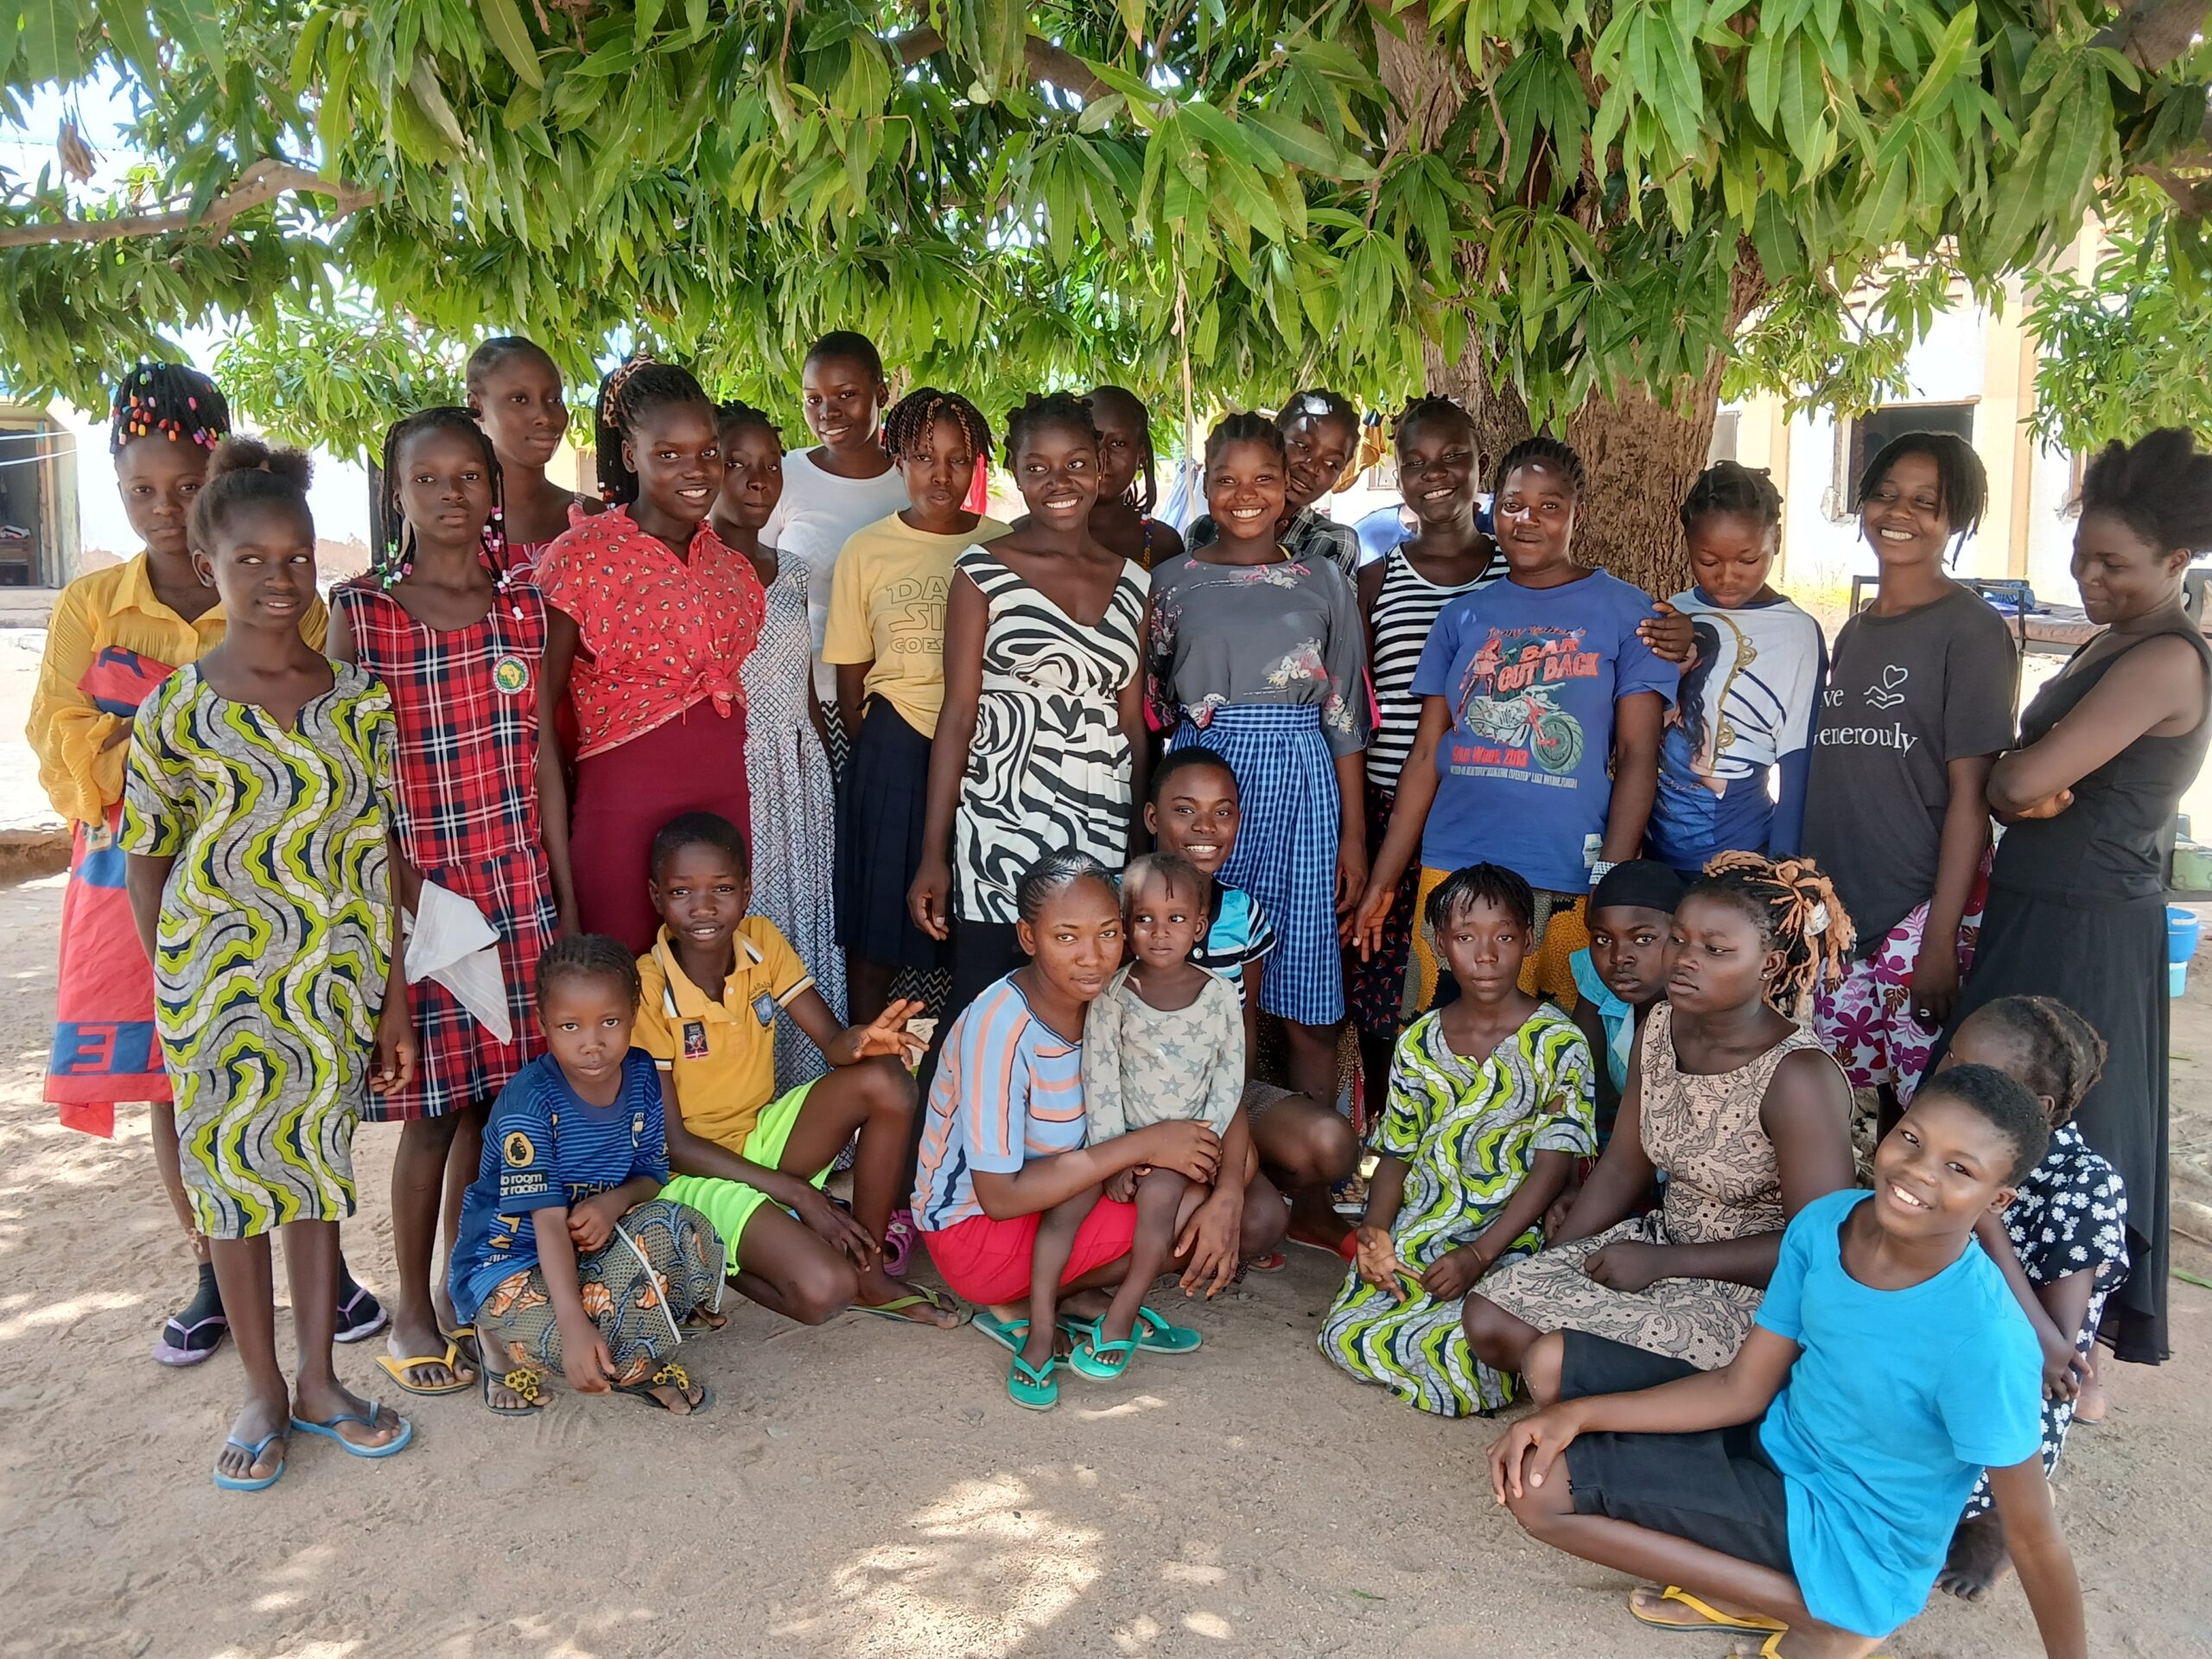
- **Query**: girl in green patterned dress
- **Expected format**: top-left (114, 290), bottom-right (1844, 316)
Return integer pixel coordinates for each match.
top-left (123, 440), bottom-right (418, 1491)
top-left (1320, 863), bottom-right (1596, 1416)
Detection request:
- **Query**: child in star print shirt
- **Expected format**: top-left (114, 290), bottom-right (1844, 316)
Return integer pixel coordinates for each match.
top-left (1925, 995), bottom-right (2127, 1603)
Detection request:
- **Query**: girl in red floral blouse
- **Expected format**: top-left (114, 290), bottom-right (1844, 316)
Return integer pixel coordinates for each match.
top-left (536, 359), bottom-right (767, 951)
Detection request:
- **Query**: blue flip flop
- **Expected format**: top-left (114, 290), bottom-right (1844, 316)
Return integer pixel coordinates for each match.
top-left (212, 1430), bottom-right (287, 1492)
top-left (1129, 1305), bottom-right (1202, 1353)
top-left (972, 1312), bottom-right (1032, 1354)
top-left (289, 1402), bottom-right (414, 1459)
top-left (1067, 1334), bottom-right (1139, 1382)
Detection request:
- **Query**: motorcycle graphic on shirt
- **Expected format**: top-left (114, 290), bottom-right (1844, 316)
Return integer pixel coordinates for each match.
top-left (1451, 626), bottom-right (1598, 780)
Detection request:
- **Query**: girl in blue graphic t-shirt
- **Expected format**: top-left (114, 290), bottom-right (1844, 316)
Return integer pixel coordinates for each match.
top-left (1355, 436), bottom-right (1678, 1011)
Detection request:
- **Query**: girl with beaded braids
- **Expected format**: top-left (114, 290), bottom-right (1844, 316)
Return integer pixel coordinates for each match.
top-left (30, 365), bottom-right (372, 1368)
top-left (1357, 435), bottom-right (1678, 1014)
top-left (825, 388), bottom-right (1012, 1025)
top-left (1930, 427), bottom-right (2212, 1374)
top-left (1646, 460), bottom-right (1827, 874)
top-left (325, 406), bottom-right (575, 1399)
top-left (534, 355), bottom-right (766, 951)
top-left (1462, 852), bottom-right (1855, 1385)
top-left (909, 391), bottom-right (1150, 1023)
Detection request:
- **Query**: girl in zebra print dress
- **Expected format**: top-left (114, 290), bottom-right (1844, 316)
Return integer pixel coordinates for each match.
top-left (909, 392), bottom-right (1151, 1023)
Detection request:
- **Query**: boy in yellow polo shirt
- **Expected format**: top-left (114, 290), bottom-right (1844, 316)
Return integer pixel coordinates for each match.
top-left (642, 813), bottom-right (967, 1328)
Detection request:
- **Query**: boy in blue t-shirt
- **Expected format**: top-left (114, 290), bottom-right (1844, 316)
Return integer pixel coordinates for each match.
top-left (1488, 1065), bottom-right (2088, 1658)
top-left (451, 935), bottom-right (728, 1417)
top-left (1144, 747), bottom-right (1339, 1257)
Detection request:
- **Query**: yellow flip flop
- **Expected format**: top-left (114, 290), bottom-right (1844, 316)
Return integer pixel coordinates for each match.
top-left (1628, 1585), bottom-right (1787, 1635)
top-left (373, 1339), bottom-right (477, 1396)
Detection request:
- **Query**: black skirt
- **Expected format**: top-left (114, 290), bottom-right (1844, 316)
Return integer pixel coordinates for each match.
top-left (836, 699), bottom-right (944, 971)
top-left (1558, 1332), bottom-right (1795, 1577)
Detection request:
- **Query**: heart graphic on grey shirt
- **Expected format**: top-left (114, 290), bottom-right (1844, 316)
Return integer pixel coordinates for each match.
top-left (1863, 664), bottom-right (1908, 710)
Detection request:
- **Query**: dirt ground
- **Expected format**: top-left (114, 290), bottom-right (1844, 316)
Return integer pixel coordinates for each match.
top-left (2, 868), bottom-right (2209, 1659)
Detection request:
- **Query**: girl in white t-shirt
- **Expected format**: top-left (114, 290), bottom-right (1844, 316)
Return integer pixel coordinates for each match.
top-left (760, 331), bottom-right (909, 728)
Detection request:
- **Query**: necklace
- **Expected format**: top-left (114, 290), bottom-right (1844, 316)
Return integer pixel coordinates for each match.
top-left (379, 508), bottom-right (528, 620)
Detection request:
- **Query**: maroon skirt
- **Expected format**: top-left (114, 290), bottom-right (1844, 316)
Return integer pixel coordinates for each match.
top-left (571, 700), bottom-right (750, 954)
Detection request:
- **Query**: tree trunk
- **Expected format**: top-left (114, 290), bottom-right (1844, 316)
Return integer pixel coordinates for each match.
top-left (1377, 26), bottom-right (1759, 598)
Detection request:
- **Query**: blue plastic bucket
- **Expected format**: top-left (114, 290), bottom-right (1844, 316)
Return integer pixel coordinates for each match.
top-left (2169, 906), bottom-right (2200, 997)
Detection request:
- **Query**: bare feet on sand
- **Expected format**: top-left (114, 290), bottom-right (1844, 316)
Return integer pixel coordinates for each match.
top-left (1936, 1510), bottom-right (2012, 1601)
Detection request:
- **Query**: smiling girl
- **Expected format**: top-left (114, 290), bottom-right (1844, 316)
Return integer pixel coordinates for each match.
top-left (1805, 433), bottom-right (2016, 1127)
top-left (1185, 391), bottom-right (1362, 578)
top-left (761, 331), bottom-right (910, 736)
top-left (328, 407), bottom-right (574, 1400)
top-left (909, 392), bottom-right (1149, 1019)
top-left (464, 336), bottom-right (598, 572)
top-left (534, 357), bottom-right (767, 952)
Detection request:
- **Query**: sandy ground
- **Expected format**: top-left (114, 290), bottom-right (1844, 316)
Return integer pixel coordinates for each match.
top-left (0, 873), bottom-right (2208, 1658)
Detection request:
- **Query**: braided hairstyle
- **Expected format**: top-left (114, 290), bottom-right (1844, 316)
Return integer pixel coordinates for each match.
top-left (1680, 460), bottom-right (1783, 538)
top-left (1424, 861), bottom-right (1535, 933)
top-left (188, 435), bottom-right (313, 554)
top-left (593, 355), bottom-right (713, 506)
top-left (1855, 430), bottom-right (1987, 539)
top-left (2076, 428), bottom-right (2212, 556)
top-left (536, 931), bottom-right (644, 1011)
top-left (883, 387), bottom-right (990, 467)
top-left (1491, 435), bottom-right (1587, 499)
top-left (1003, 391), bottom-right (1097, 467)
top-left (378, 406), bottom-right (505, 578)
top-left (1205, 409), bottom-right (1287, 471)
top-left (715, 399), bottom-right (779, 446)
top-left (463, 334), bottom-right (559, 402)
top-left (1692, 851), bottom-right (1855, 1016)
top-left (1014, 849), bottom-right (1117, 925)
top-left (1088, 385), bottom-right (1159, 513)
top-left (1961, 995), bottom-right (2107, 1128)
top-left (110, 361), bottom-right (229, 454)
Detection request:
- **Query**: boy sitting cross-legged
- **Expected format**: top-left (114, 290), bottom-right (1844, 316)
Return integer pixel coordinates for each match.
top-left (1487, 1064), bottom-right (2088, 1658)
top-left (644, 812), bottom-right (966, 1328)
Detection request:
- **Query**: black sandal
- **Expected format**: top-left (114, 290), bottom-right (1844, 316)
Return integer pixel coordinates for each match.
top-left (481, 1363), bottom-right (543, 1417)
top-left (614, 1360), bottom-right (715, 1416)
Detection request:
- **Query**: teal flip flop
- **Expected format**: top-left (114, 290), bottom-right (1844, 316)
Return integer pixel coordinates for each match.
top-left (1007, 1350), bottom-right (1059, 1409)
top-left (289, 1402), bottom-right (414, 1459)
top-left (1067, 1334), bottom-right (1139, 1382)
top-left (973, 1312), bottom-right (1032, 1353)
top-left (212, 1430), bottom-right (287, 1491)
top-left (1129, 1305), bottom-right (1202, 1353)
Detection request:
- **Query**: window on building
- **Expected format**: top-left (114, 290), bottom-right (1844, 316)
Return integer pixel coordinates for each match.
top-left (1707, 409), bottom-right (1740, 465)
top-left (1827, 400), bottom-right (1975, 519)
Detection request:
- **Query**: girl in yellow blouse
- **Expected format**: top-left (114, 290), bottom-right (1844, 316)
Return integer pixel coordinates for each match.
top-left (28, 364), bottom-right (383, 1366)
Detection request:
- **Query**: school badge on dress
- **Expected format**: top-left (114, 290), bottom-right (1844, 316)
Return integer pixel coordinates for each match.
top-left (492, 653), bottom-right (531, 695)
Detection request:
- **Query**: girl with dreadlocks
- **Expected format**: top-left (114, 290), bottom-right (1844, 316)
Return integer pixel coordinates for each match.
top-left (535, 356), bottom-right (766, 952)
top-left (825, 388), bottom-right (1011, 1026)
top-left (323, 407), bottom-right (574, 1399)
top-left (1357, 436), bottom-right (1678, 1015)
top-left (710, 399), bottom-right (848, 1090)
top-left (1463, 853), bottom-right (1855, 1382)
top-left (30, 365), bottom-right (391, 1364)
top-left (1085, 385), bottom-right (1182, 569)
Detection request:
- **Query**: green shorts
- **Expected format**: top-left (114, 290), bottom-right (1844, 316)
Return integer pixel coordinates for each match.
top-left (660, 1078), bottom-right (825, 1272)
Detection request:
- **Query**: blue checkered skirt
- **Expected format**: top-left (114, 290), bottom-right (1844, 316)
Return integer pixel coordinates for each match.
top-left (1171, 704), bottom-right (1344, 1025)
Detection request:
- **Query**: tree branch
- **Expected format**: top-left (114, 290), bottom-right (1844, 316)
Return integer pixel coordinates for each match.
top-left (892, 28), bottom-right (1110, 102)
top-left (2098, 0), bottom-right (2212, 72)
top-left (0, 159), bottom-right (377, 249)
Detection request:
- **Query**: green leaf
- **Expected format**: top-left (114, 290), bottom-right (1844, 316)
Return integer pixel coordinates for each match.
top-left (405, 54), bottom-right (470, 157)
top-left (1116, 0), bottom-right (1145, 47)
top-left (1779, 31), bottom-right (1828, 175)
top-left (480, 0), bottom-right (545, 88)
top-left (633, 0), bottom-right (666, 52)
top-left (105, 1), bottom-right (163, 83)
top-left (18, 0), bottom-right (75, 84)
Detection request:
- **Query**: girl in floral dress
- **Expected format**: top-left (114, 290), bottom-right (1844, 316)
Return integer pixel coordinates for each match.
top-left (711, 399), bottom-right (847, 1089)
top-left (329, 407), bottom-right (574, 1400)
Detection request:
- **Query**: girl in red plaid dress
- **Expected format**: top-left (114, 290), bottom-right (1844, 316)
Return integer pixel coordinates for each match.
top-left (329, 408), bottom-right (577, 1398)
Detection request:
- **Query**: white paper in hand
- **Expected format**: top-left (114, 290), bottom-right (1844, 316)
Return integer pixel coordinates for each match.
top-left (402, 880), bottom-right (513, 1046)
